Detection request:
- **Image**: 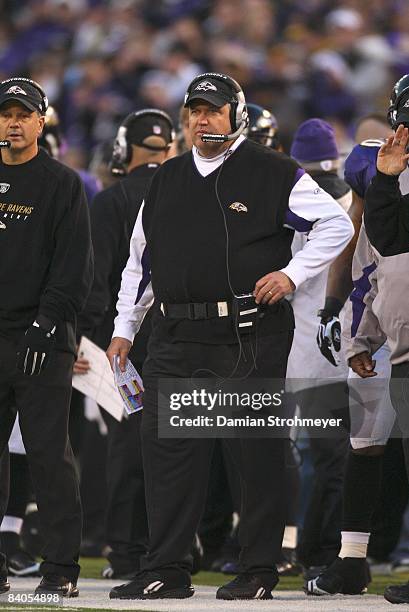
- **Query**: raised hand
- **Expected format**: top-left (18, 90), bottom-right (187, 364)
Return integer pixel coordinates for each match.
top-left (377, 124), bottom-right (409, 176)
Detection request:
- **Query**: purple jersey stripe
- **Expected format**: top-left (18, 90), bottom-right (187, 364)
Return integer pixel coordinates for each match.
top-left (285, 208), bottom-right (314, 232)
top-left (350, 261), bottom-right (377, 337)
top-left (293, 167), bottom-right (305, 187)
top-left (135, 247), bottom-right (151, 304)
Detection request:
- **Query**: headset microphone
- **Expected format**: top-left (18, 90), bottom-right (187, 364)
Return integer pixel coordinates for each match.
top-left (0, 140), bottom-right (10, 147)
top-left (201, 121), bottom-right (247, 143)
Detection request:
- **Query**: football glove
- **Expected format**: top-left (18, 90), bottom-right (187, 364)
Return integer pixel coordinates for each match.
top-left (16, 321), bottom-right (56, 376)
top-left (317, 297), bottom-right (343, 367)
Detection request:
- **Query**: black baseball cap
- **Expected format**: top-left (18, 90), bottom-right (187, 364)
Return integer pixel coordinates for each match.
top-left (127, 111), bottom-right (174, 149)
top-left (0, 78), bottom-right (46, 114)
top-left (184, 75), bottom-right (236, 108)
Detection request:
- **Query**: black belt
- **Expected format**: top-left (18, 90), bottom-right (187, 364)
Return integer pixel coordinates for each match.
top-left (160, 301), bottom-right (230, 320)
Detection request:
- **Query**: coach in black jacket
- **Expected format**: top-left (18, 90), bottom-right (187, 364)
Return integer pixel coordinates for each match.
top-left (78, 109), bottom-right (174, 578)
top-left (0, 78), bottom-right (93, 597)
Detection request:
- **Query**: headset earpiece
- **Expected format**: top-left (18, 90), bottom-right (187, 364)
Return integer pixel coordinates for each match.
top-left (111, 108), bottom-right (175, 176)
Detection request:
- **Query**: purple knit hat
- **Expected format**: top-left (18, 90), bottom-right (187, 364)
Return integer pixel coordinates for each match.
top-left (290, 118), bottom-right (339, 162)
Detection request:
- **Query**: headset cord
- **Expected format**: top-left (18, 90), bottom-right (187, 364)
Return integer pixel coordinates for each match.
top-left (191, 145), bottom-right (258, 382)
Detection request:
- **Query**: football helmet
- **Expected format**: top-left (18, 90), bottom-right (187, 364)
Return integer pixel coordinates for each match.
top-left (38, 106), bottom-right (62, 158)
top-left (387, 74), bottom-right (409, 129)
top-left (245, 103), bottom-right (280, 149)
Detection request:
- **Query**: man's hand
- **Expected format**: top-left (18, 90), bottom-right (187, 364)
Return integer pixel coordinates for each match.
top-left (377, 124), bottom-right (409, 176)
top-left (349, 351), bottom-right (377, 378)
top-left (317, 310), bottom-right (341, 367)
top-left (106, 337), bottom-right (132, 372)
top-left (253, 271), bottom-right (295, 305)
top-left (73, 351), bottom-right (90, 375)
top-left (16, 321), bottom-right (56, 376)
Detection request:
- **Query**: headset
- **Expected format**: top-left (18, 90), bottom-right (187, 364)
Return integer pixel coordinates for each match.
top-left (184, 75), bottom-right (259, 380)
top-left (38, 106), bottom-right (63, 158)
top-left (111, 109), bottom-right (175, 176)
top-left (387, 74), bottom-right (409, 129)
top-left (0, 77), bottom-right (48, 114)
top-left (184, 72), bottom-right (248, 143)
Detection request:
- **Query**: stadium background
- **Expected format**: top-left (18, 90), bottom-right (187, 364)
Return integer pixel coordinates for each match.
top-left (3, 0), bottom-right (409, 601)
top-left (0, 0), bottom-right (406, 167)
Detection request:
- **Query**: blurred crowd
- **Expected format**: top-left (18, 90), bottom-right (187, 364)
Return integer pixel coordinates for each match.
top-left (1, 0), bottom-right (409, 165)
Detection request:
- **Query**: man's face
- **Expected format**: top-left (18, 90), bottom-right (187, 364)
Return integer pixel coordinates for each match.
top-left (0, 101), bottom-right (44, 153)
top-left (188, 100), bottom-right (231, 153)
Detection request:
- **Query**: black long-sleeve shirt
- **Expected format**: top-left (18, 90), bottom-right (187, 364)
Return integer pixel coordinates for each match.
top-left (78, 163), bottom-right (158, 365)
top-left (364, 170), bottom-right (409, 256)
top-left (0, 148), bottom-right (93, 352)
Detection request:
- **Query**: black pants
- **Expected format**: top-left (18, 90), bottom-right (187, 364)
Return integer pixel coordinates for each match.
top-left (0, 448), bottom-right (9, 577)
top-left (101, 409), bottom-right (148, 573)
top-left (0, 336), bottom-right (81, 581)
top-left (79, 413), bottom-right (107, 553)
top-left (296, 382), bottom-right (350, 567)
top-left (199, 440), bottom-right (238, 566)
top-left (140, 328), bottom-right (293, 575)
top-left (390, 362), bottom-right (409, 477)
top-left (391, 362), bottom-right (409, 439)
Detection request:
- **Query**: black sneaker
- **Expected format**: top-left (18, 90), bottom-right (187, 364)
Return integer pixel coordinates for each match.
top-left (109, 569), bottom-right (194, 600)
top-left (303, 565), bottom-right (328, 581)
top-left (220, 560), bottom-right (239, 574)
top-left (35, 574), bottom-right (79, 598)
top-left (216, 573), bottom-right (278, 600)
top-left (0, 574), bottom-right (10, 594)
top-left (277, 549), bottom-right (302, 577)
top-left (384, 582), bottom-right (409, 604)
top-left (392, 558), bottom-right (409, 573)
top-left (8, 549), bottom-right (40, 577)
top-left (191, 534), bottom-right (203, 576)
top-left (305, 557), bottom-right (370, 595)
top-left (101, 565), bottom-right (138, 580)
top-left (277, 559), bottom-right (302, 577)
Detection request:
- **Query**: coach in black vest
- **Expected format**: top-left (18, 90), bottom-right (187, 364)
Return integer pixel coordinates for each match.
top-left (107, 73), bottom-right (354, 601)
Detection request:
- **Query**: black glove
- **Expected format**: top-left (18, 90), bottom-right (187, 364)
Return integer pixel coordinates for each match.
top-left (316, 297), bottom-right (343, 367)
top-left (16, 321), bottom-right (56, 376)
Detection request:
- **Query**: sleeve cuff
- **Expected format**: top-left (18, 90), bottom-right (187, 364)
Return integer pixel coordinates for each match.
top-left (373, 170), bottom-right (401, 185)
top-left (279, 263), bottom-right (308, 289)
top-left (112, 322), bottom-right (136, 344)
top-left (343, 338), bottom-right (372, 362)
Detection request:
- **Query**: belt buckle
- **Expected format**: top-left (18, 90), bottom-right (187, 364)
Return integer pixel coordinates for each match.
top-left (217, 302), bottom-right (229, 317)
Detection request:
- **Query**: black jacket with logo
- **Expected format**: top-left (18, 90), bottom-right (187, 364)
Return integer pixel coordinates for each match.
top-left (0, 148), bottom-right (93, 353)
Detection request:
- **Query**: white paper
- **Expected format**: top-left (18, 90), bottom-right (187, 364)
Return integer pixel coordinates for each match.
top-left (72, 336), bottom-right (124, 422)
top-left (113, 357), bottom-right (144, 415)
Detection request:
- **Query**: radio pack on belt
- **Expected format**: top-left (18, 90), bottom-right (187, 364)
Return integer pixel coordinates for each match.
top-left (232, 293), bottom-right (259, 335)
